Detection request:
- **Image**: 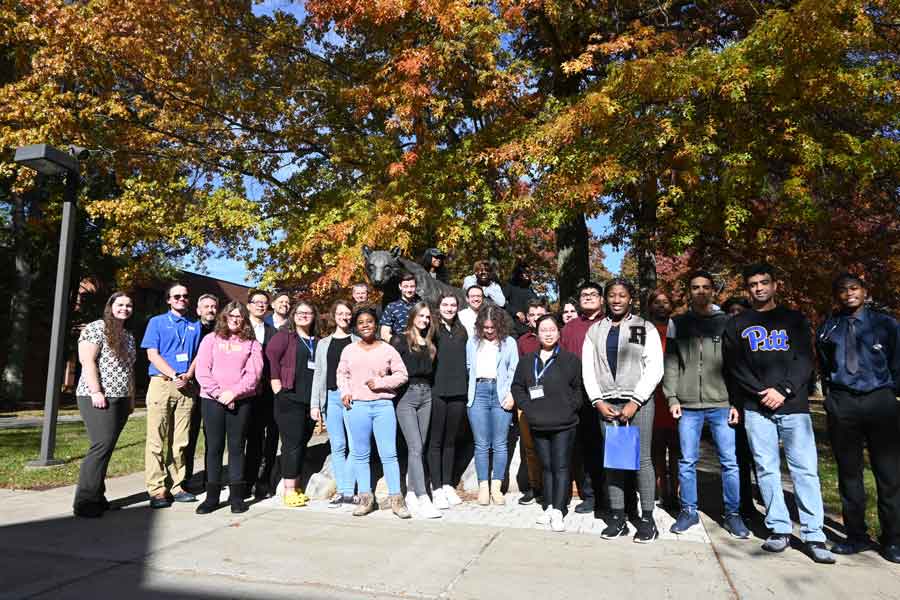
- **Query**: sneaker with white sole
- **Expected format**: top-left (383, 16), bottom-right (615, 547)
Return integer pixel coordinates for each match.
top-left (417, 495), bottom-right (442, 519)
top-left (405, 491), bottom-right (419, 513)
top-left (432, 488), bottom-right (450, 510)
top-left (550, 509), bottom-right (566, 532)
top-left (443, 485), bottom-right (463, 506)
top-left (536, 508), bottom-right (551, 525)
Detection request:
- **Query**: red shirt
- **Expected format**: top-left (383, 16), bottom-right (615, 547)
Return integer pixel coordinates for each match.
top-left (560, 312), bottom-right (602, 356)
top-left (517, 331), bottom-right (539, 356)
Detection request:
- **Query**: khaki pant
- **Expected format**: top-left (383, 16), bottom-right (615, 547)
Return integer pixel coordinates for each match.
top-left (145, 377), bottom-right (195, 496)
top-left (518, 409), bottom-right (543, 490)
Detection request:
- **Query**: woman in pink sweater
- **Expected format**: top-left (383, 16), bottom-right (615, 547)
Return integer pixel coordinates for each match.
top-left (337, 306), bottom-right (410, 518)
top-left (194, 301), bottom-right (263, 515)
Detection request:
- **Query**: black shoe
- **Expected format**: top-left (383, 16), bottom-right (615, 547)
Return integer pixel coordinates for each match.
top-left (882, 544), bottom-right (900, 564)
top-left (518, 490), bottom-right (536, 505)
top-left (99, 496), bottom-right (111, 511)
top-left (634, 517), bottom-right (659, 544)
top-left (173, 491), bottom-right (197, 503)
top-left (831, 538), bottom-right (877, 555)
top-left (73, 502), bottom-right (104, 518)
top-left (195, 485), bottom-right (222, 515)
top-left (253, 483), bottom-right (271, 501)
top-left (230, 484), bottom-right (248, 514)
top-left (182, 480), bottom-right (204, 495)
top-left (574, 498), bottom-right (595, 514)
top-left (600, 512), bottom-right (629, 539)
top-left (150, 495), bottom-right (172, 509)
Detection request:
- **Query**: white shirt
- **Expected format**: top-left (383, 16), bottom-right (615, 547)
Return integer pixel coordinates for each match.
top-left (252, 320), bottom-right (265, 344)
top-left (458, 308), bottom-right (477, 338)
top-left (462, 275), bottom-right (506, 307)
top-left (475, 340), bottom-right (499, 379)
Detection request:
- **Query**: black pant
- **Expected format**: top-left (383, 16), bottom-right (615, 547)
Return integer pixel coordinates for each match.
top-left (826, 386), bottom-right (900, 545)
top-left (245, 391), bottom-right (280, 491)
top-left (572, 402), bottom-right (604, 506)
top-left (533, 426), bottom-right (577, 512)
top-left (202, 397), bottom-right (252, 486)
top-left (734, 412), bottom-right (756, 511)
top-left (74, 396), bottom-right (130, 508)
top-left (274, 392), bottom-right (311, 480)
top-left (183, 397), bottom-right (205, 484)
top-left (427, 394), bottom-right (466, 488)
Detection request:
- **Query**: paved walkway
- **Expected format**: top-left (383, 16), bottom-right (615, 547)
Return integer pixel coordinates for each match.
top-left (2, 463), bottom-right (899, 599)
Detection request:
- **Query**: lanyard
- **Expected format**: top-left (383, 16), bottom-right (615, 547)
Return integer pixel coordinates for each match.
top-left (167, 313), bottom-right (187, 350)
top-left (299, 335), bottom-right (315, 358)
top-left (533, 346), bottom-right (559, 383)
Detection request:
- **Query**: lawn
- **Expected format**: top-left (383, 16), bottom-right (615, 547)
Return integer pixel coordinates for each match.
top-left (0, 416), bottom-right (151, 490)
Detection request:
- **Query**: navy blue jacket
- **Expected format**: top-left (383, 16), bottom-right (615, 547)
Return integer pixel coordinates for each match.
top-left (816, 308), bottom-right (900, 394)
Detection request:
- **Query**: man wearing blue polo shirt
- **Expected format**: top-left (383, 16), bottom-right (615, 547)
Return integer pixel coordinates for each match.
top-left (141, 283), bottom-right (203, 508)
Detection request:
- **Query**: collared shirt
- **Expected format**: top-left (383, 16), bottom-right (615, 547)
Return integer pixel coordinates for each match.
top-left (817, 308), bottom-right (900, 393)
top-left (381, 296), bottom-right (419, 337)
top-left (141, 311), bottom-right (203, 376)
top-left (252, 320), bottom-right (266, 344)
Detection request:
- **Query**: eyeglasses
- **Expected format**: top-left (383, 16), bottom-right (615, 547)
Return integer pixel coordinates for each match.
top-left (170, 294), bottom-right (189, 300)
top-left (579, 291), bottom-right (600, 298)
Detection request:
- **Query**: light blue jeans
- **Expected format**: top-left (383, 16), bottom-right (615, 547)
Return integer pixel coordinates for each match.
top-left (467, 380), bottom-right (513, 482)
top-left (744, 410), bottom-right (826, 542)
top-left (678, 407), bottom-right (740, 515)
top-left (346, 400), bottom-right (401, 495)
top-left (326, 389), bottom-right (355, 496)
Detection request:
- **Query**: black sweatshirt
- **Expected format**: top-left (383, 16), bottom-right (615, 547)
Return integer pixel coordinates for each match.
top-left (511, 347), bottom-right (582, 431)
top-left (433, 322), bottom-right (468, 397)
top-left (723, 305), bottom-right (814, 415)
top-left (391, 335), bottom-right (434, 385)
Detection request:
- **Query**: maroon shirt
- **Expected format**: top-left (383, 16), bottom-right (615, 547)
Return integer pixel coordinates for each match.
top-left (560, 312), bottom-right (603, 357)
top-left (517, 331), bottom-right (539, 356)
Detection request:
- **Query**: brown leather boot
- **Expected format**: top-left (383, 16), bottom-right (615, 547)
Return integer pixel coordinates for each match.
top-left (390, 494), bottom-right (411, 519)
top-left (478, 481), bottom-right (490, 505)
top-left (490, 480), bottom-right (505, 505)
top-left (353, 493), bottom-right (376, 516)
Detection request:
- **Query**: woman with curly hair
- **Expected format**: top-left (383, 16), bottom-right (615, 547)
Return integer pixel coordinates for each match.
top-left (73, 292), bottom-right (137, 518)
top-left (194, 301), bottom-right (263, 514)
top-left (465, 305), bottom-right (519, 505)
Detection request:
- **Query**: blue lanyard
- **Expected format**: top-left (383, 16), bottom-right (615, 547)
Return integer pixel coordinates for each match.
top-left (533, 347), bottom-right (559, 383)
top-left (299, 335), bottom-right (315, 358)
top-left (167, 313), bottom-right (187, 350)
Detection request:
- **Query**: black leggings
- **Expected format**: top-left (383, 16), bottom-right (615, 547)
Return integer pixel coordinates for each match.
top-left (427, 394), bottom-right (467, 488)
top-left (533, 427), bottom-right (577, 512)
top-left (274, 393), bottom-right (311, 480)
top-left (201, 396), bottom-right (252, 486)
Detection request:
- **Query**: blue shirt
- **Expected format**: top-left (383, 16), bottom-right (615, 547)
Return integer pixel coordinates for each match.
top-left (817, 308), bottom-right (900, 393)
top-left (141, 311), bottom-right (203, 376)
top-left (380, 296), bottom-right (419, 337)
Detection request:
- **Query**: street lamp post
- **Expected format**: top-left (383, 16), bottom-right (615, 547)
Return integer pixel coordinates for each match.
top-left (14, 144), bottom-right (81, 467)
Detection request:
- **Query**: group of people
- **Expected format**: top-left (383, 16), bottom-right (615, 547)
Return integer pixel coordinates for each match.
top-left (70, 256), bottom-right (899, 567)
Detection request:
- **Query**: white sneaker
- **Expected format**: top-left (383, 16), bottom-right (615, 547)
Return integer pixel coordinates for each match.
top-left (417, 495), bottom-right (442, 519)
top-left (405, 492), bottom-right (419, 513)
top-left (432, 488), bottom-right (450, 510)
top-left (443, 485), bottom-right (462, 506)
top-left (550, 509), bottom-right (566, 532)
top-left (536, 508), bottom-right (551, 525)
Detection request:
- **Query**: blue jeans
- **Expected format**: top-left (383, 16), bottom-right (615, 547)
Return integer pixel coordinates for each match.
top-left (326, 390), bottom-right (355, 496)
top-left (744, 410), bottom-right (826, 542)
top-left (678, 407), bottom-right (740, 515)
top-left (467, 381), bottom-right (513, 482)
top-left (346, 400), bottom-right (401, 495)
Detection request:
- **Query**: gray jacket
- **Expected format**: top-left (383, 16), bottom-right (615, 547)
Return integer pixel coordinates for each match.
top-left (663, 309), bottom-right (730, 409)
top-left (311, 333), bottom-right (359, 414)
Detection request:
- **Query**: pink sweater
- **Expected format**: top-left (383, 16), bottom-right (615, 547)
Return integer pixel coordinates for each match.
top-left (195, 334), bottom-right (263, 402)
top-left (337, 341), bottom-right (408, 401)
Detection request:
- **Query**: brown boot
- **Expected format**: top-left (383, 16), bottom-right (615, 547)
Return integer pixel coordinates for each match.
top-left (490, 480), bottom-right (505, 505)
top-left (478, 481), bottom-right (490, 505)
top-left (353, 493), bottom-right (376, 516)
top-left (390, 494), bottom-right (411, 519)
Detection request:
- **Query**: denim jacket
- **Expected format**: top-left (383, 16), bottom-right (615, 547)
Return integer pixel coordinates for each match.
top-left (465, 336), bottom-right (519, 407)
top-left (311, 333), bottom-right (360, 414)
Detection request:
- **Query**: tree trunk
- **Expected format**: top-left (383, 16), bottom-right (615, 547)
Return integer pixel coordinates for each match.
top-left (2, 191), bottom-right (34, 407)
top-left (555, 212), bottom-right (590, 302)
top-left (634, 178), bottom-right (659, 315)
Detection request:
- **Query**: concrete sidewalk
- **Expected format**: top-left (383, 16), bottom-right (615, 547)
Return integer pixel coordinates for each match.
top-left (2, 469), bottom-right (898, 599)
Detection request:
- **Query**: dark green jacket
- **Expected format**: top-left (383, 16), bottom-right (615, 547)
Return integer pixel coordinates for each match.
top-left (663, 309), bottom-right (731, 409)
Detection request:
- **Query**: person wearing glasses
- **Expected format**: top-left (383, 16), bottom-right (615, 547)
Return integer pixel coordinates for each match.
top-left (244, 290), bottom-right (281, 500)
top-left (140, 283), bottom-right (204, 508)
top-left (194, 302), bottom-right (263, 514)
top-left (266, 301), bottom-right (320, 507)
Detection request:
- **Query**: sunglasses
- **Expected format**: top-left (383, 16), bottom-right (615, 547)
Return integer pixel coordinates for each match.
top-left (170, 294), bottom-right (189, 300)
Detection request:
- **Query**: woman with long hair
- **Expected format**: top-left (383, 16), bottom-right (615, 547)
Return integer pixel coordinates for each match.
top-left (194, 302), bottom-right (263, 514)
top-left (311, 299), bottom-right (359, 507)
top-left (465, 305), bottom-right (519, 505)
top-left (73, 292), bottom-right (137, 518)
top-left (337, 307), bottom-right (411, 518)
top-left (392, 301), bottom-right (440, 518)
top-left (511, 314), bottom-right (582, 532)
top-left (266, 300), bottom-right (320, 507)
top-left (428, 293), bottom-right (468, 509)
top-left (583, 278), bottom-right (664, 543)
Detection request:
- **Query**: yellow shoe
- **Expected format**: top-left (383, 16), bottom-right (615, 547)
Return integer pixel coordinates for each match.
top-left (283, 490), bottom-right (308, 508)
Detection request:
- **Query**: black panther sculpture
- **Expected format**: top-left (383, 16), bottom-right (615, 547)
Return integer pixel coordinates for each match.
top-left (362, 245), bottom-right (466, 308)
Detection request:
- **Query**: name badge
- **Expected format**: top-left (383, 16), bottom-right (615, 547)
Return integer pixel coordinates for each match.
top-left (528, 385), bottom-right (544, 400)
top-left (307, 360), bottom-right (316, 370)
top-left (176, 353), bottom-right (189, 363)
